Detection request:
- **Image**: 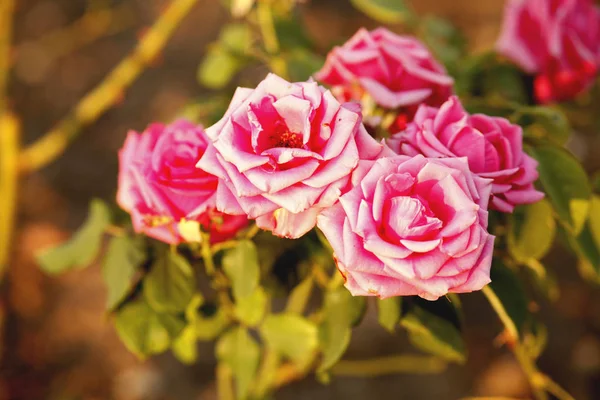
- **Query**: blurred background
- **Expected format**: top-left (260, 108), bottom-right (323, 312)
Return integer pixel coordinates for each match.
top-left (2, 0), bottom-right (600, 399)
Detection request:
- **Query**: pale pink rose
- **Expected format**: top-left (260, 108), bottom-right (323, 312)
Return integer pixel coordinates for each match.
top-left (315, 27), bottom-right (453, 116)
top-left (387, 96), bottom-right (544, 213)
top-left (496, 0), bottom-right (600, 103)
top-left (317, 155), bottom-right (494, 300)
top-left (196, 73), bottom-right (383, 239)
top-left (117, 120), bottom-right (248, 244)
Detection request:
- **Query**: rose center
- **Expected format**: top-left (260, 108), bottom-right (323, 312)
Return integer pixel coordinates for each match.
top-left (270, 129), bottom-right (303, 149)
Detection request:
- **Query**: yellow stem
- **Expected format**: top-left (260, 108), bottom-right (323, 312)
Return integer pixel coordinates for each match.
top-left (541, 374), bottom-right (576, 400)
top-left (0, 113), bottom-right (20, 274)
top-left (18, 0), bottom-right (200, 174)
top-left (253, 349), bottom-right (280, 397)
top-left (482, 286), bottom-right (549, 400)
top-left (16, 2), bottom-right (135, 67)
top-left (200, 232), bottom-right (216, 276)
top-left (331, 355), bottom-right (447, 377)
top-left (216, 363), bottom-right (235, 400)
top-left (256, 0), bottom-right (288, 78)
top-left (0, 0), bottom-right (15, 113)
top-left (257, 0), bottom-right (279, 54)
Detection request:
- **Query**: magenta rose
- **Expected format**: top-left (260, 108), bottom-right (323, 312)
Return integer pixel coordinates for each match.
top-left (387, 96), bottom-right (544, 213)
top-left (317, 155), bottom-right (494, 300)
top-left (496, 0), bottom-right (600, 103)
top-left (117, 120), bottom-right (248, 244)
top-left (314, 27), bottom-right (453, 118)
top-left (196, 73), bottom-right (383, 239)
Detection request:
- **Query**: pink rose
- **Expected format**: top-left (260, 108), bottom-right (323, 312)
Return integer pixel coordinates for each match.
top-left (317, 155), bottom-right (494, 300)
top-left (496, 0), bottom-right (600, 103)
top-left (315, 27), bottom-right (453, 116)
top-left (117, 120), bottom-right (248, 244)
top-left (196, 73), bottom-right (383, 239)
top-left (387, 96), bottom-right (544, 213)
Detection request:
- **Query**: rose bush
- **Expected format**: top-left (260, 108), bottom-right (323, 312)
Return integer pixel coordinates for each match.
top-left (117, 120), bottom-right (248, 244)
top-left (196, 73), bottom-right (383, 239)
top-left (315, 27), bottom-right (453, 123)
top-left (317, 155), bottom-right (494, 300)
top-left (34, 1), bottom-right (599, 399)
top-left (496, 0), bottom-right (600, 103)
top-left (387, 96), bottom-right (544, 212)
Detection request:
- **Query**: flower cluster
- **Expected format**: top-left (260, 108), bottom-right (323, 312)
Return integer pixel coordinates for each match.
top-left (496, 0), bottom-right (600, 103)
top-left (116, 12), bottom-right (594, 300)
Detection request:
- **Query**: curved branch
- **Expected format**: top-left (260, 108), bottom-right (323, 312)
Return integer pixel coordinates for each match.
top-left (18, 0), bottom-right (200, 174)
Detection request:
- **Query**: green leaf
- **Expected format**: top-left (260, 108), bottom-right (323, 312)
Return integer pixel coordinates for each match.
top-left (523, 259), bottom-right (559, 302)
top-left (350, 0), bottom-right (413, 24)
top-left (418, 16), bottom-right (465, 72)
top-left (514, 106), bottom-right (571, 145)
top-left (234, 287), bottom-right (268, 327)
top-left (143, 250), bottom-right (196, 313)
top-left (196, 308), bottom-right (230, 341)
top-left (172, 325), bottom-right (198, 365)
top-left (568, 195), bottom-right (600, 282)
top-left (481, 64), bottom-right (528, 104)
top-left (400, 305), bottom-right (466, 364)
top-left (377, 297), bottom-right (401, 333)
top-left (285, 275), bottom-right (314, 314)
top-left (588, 196), bottom-right (600, 249)
top-left (114, 298), bottom-right (171, 358)
top-left (528, 144), bottom-right (591, 235)
top-left (318, 287), bottom-right (365, 372)
top-left (102, 236), bottom-right (146, 310)
top-left (260, 313), bottom-right (318, 370)
top-left (216, 326), bottom-right (260, 400)
top-left (222, 240), bottom-right (260, 300)
top-left (285, 48), bottom-right (325, 82)
top-left (220, 23), bottom-right (252, 54)
top-left (198, 46), bottom-right (241, 89)
top-left (508, 199), bottom-right (556, 263)
top-left (38, 199), bottom-right (111, 274)
top-left (489, 260), bottom-right (530, 336)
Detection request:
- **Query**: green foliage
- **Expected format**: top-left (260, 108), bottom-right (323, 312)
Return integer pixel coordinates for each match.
top-left (318, 287), bottom-right (366, 372)
top-left (102, 235), bottom-right (146, 310)
top-left (567, 195), bottom-right (600, 282)
top-left (172, 324), bottom-right (199, 365)
top-left (418, 16), bottom-right (465, 74)
top-left (489, 261), bottom-right (530, 336)
top-left (513, 106), bottom-right (571, 145)
top-left (350, 0), bottom-right (414, 24)
top-left (217, 326), bottom-right (261, 400)
top-left (143, 249), bottom-right (196, 313)
top-left (260, 313), bottom-right (318, 370)
top-left (285, 275), bottom-right (314, 314)
top-left (198, 46), bottom-right (243, 90)
top-left (114, 297), bottom-right (185, 359)
top-left (377, 297), bottom-right (401, 333)
top-left (528, 144), bottom-right (591, 235)
top-left (508, 199), bottom-right (556, 263)
top-left (198, 23), bottom-right (253, 89)
top-left (223, 240), bottom-right (260, 300)
top-left (285, 48), bottom-right (325, 82)
top-left (234, 287), bottom-right (268, 326)
top-left (400, 302), bottom-right (466, 364)
top-left (38, 199), bottom-right (111, 274)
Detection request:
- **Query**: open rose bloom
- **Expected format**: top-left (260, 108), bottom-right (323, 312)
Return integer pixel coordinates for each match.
top-left (387, 96), bottom-right (544, 212)
top-left (496, 0), bottom-right (600, 103)
top-left (317, 155), bottom-right (494, 300)
top-left (315, 27), bottom-right (453, 116)
top-left (117, 120), bottom-right (248, 244)
top-left (197, 74), bottom-right (383, 239)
